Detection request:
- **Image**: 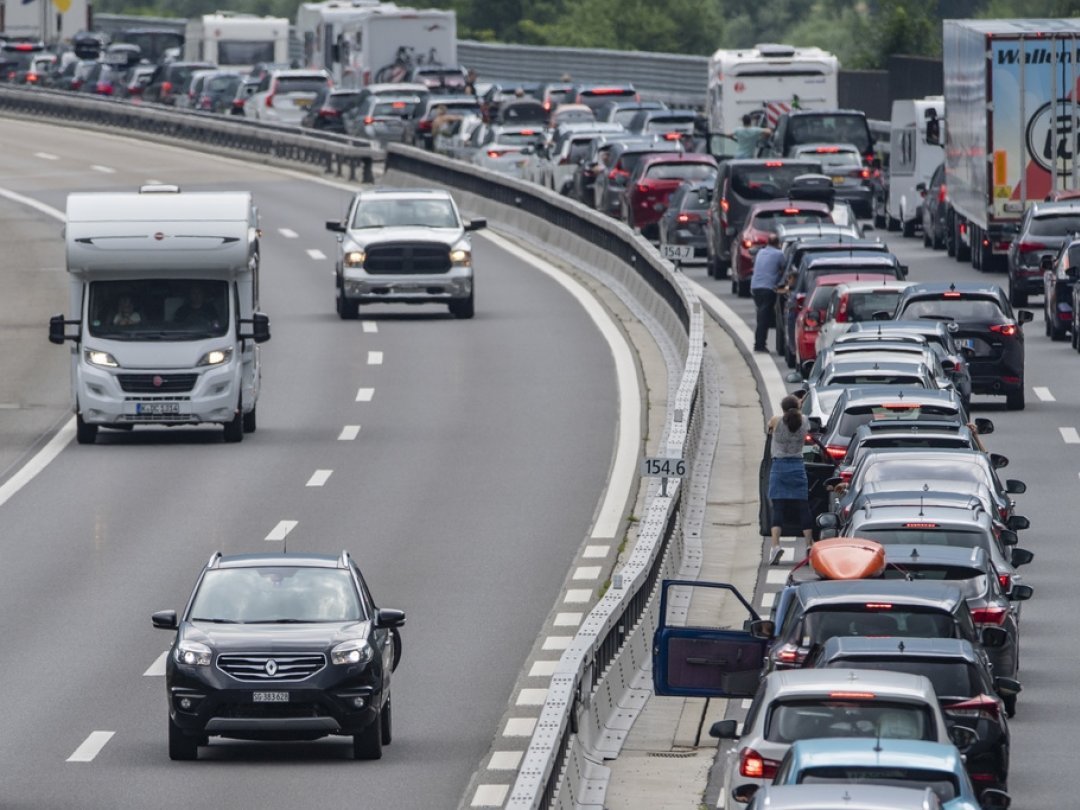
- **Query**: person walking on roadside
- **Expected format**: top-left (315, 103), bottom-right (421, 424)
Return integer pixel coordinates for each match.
top-left (750, 232), bottom-right (784, 353)
top-left (766, 393), bottom-right (814, 564)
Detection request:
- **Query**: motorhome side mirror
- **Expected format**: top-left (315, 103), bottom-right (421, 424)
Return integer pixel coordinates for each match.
top-left (464, 217), bottom-right (487, 232)
top-left (998, 529), bottom-right (1018, 547)
top-left (151, 610), bottom-right (177, 629)
top-left (749, 619), bottom-right (774, 639)
top-left (376, 608), bottom-right (406, 628)
top-left (1010, 547), bottom-right (1034, 567)
top-left (948, 724), bottom-right (978, 750)
top-left (994, 676), bottom-right (1022, 697)
top-left (48, 314), bottom-right (67, 345)
top-left (989, 452), bottom-right (1009, 469)
top-left (1008, 584), bottom-right (1034, 602)
top-left (325, 220), bottom-right (346, 233)
top-left (1005, 479), bottom-right (1026, 494)
top-left (979, 788), bottom-right (1011, 810)
top-left (1006, 514), bottom-right (1029, 531)
top-left (708, 719), bottom-right (739, 739)
top-left (974, 417), bottom-right (994, 435)
top-left (1017, 309), bottom-right (1034, 324)
top-left (981, 626), bottom-right (1008, 649)
top-left (240, 312), bottom-right (270, 344)
top-left (816, 513), bottom-right (839, 530)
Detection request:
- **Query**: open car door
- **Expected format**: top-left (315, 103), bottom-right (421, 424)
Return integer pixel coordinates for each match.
top-left (652, 580), bottom-right (770, 698)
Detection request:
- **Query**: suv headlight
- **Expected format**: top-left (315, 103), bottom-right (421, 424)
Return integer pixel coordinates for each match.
top-left (196, 348), bottom-right (233, 367)
top-left (450, 248), bottom-right (471, 267)
top-left (175, 640), bottom-right (212, 667)
top-left (85, 349), bottom-right (119, 368)
top-left (344, 249), bottom-right (366, 268)
top-left (331, 639), bottom-right (373, 666)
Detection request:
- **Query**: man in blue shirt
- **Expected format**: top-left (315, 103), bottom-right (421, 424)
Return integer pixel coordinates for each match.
top-left (750, 233), bottom-right (784, 352)
top-left (729, 114), bottom-right (772, 159)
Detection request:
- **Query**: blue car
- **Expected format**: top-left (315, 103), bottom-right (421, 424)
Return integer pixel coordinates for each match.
top-left (748, 784), bottom-right (944, 809)
top-left (771, 738), bottom-right (1010, 810)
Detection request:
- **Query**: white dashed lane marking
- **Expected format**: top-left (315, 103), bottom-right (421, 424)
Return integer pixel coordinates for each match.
top-left (34, 152), bottom-right (59, 160)
top-left (472, 785), bottom-right (509, 807)
top-left (528, 660), bottom-right (557, 677)
top-left (355, 388), bottom-right (374, 402)
top-left (503, 718), bottom-right (536, 737)
top-left (338, 425), bottom-right (361, 441)
top-left (306, 248), bottom-right (326, 260)
top-left (90, 165), bottom-right (116, 174)
top-left (367, 351), bottom-right (383, 365)
top-left (1034, 386), bottom-right (1055, 402)
top-left (515, 689), bottom-right (548, 706)
top-left (67, 731), bottom-right (115, 763)
top-left (306, 469), bottom-right (333, 487)
top-left (572, 566), bottom-right (601, 581)
top-left (1060, 427), bottom-right (1080, 444)
top-left (143, 651), bottom-right (168, 677)
top-left (362, 321), bottom-right (378, 333)
top-left (278, 228), bottom-right (298, 239)
top-left (488, 751), bottom-right (523, 770)
top-left (265, 520), bottom-right (298, 541)
top-left (564, 589), bottom-right (591, 603)
top-left (542, 636), bottom-right (572, 651)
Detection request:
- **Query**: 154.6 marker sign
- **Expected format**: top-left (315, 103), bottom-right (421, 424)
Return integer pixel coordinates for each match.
top-left (640, 457), bottom-right (686, 478)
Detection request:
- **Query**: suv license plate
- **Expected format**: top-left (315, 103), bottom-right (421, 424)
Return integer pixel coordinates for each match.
top-left (253, 692), bottom-right (289, 703)
top-left (136, 402), bottom-right (180, 415)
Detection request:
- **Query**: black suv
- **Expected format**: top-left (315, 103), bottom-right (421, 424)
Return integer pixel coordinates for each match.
top-left (153, 551), bottom-right (405, 761)
top-left (763, 109), bottom-right (875, 163)
top-left (1006, 200), bottom-right (1080, 307)
top-left (893, 282), bottom-right (1032, 410)
top-left (143, 61), bottom-right (216, 106)
top-left (1042, 236), bottom-right (1080, 342)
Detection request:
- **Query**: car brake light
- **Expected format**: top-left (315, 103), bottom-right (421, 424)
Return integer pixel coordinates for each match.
top-left (161, 80), bottom-right (172, 96)
top-left (765, 161), bottom-right (783, 167)
top-left (825, 444), bottom-right (847, 460)
top-left (1018, 241), bottom-right (1047, 253)
top-left (943, 291), bottom-right (962, 298)
top-left (815, 146), bottom-right (841, 153)
top-left (783, 208), bottom-right (801, 214)
top-left (636, 183), bottom-right (650, 193)
top-left (946, 694), bottom-right (1001, 721)
top-left (720, 198), bottom-right (729, 213)
top-left (739, 748), bottom-right (780, 779)
top-left (363, 116), bottom-right (375, 125)
top-left (96, 83), bottom-right (112, 95)
top-left (13, 43), bottom-right (34, 51)
top-left (998, 573), bottom-right (1012, 592)
top-left (608, 168), bottom-right (628, 181)
top-left (417, 119), bottom-right (432, 131)
top-left (775, 643), bottom-right (807, 665)
top-left (663, 131), bottom-right (682, 140)
top-left (865, 603), bottom-right (893, 609)
top-left (829, 691), bottom-right (876, 699)
top-left (904, 522), bottom-right (938, 528)
top-left (837, 294), bottom-right (848, 322)
top-left (519, 128), bottom-right (535, 135)
top-left (971, 606), bottom-right (1008, 625)
top-left (26, 72), bottom-right (37, 83)
top-left (939, 184), bottom-right (947, 203)
top-left (677, 213), bottom-right (701, 224)
top-left (858, 168), bottom-right (870, 179)
top-left (990, 323), bottom-right (1018, 337)
top-left (487, 149), bottom-right (502, 158)
top-left (743, 238), bottom-right (753, 249)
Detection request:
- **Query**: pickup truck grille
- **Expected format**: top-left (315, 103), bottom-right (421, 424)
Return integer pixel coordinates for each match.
top-left (217, 653), bottom-right (326, 681)
top-left (364, 243), bottom-right (451, 274)
top-left (117, 374), bottom-right (197, 393)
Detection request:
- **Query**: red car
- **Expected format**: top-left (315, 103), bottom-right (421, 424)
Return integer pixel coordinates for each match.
top-left (731, 200), bottom-right (833, 297)
top-left (793, 273), bottom-right (895, 365)
top-left (622, 153), bottom-right (717, 240)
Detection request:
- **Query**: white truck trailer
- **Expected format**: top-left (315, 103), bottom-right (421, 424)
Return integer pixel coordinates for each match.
top-left (184, 12), bottom-right (289, 70)
top-left (1, 0), bottom-right (91, 42)
top-left (49, 186), bottom-right (270, 445)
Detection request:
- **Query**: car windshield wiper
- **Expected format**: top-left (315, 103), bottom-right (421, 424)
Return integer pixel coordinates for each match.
top-left (190, 617), bottom-right (242, 623)
top-left (244, 618), bottom-right (324, 624)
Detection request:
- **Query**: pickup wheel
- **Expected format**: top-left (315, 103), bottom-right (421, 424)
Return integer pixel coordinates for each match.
top-left (75, 412), bottom-right (98, 445)
top-left (242, 405), bottom-right (257, 433)
top-left (449, 290), bottom-right (474, 319)
top-left (337, 279), bottom-right (360, 320)
top-left (168, 717), bottom-right (199, 761)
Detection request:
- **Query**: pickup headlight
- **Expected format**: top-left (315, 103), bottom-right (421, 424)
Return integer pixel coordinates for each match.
top-left (196, 348), bottom-right (233, 367)
top-left (85, 349), bottom-right (119, 368)
top-left (174, 640), bottom-right (212, 667)
top-left (344, 250), bottom-right (366, 268)
top-left (450, 248), bottom-right (471, 267)
top-left (331, 639), bottom-right (373, 666)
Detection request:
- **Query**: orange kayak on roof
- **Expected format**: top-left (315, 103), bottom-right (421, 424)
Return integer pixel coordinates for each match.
top-left (809, 537), bottom-right (886, 580)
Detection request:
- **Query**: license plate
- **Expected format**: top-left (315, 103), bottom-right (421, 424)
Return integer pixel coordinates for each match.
top-left (832, 176), bottom-right (845, 185)
top-left (253, 692), bottom-right (289, 703)
top-left (294, 98), bottom-right (312, 108)
top-left (661, 244), bottom-right (694, 261)
top-left (135, 402), bottom-right (180, 415)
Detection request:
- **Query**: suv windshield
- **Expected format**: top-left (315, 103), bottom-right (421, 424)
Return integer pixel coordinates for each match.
top-left (351, 198), bottom-right (458, 228)
top-left (766, 699), bottom-right (933, 743)
top-left (189, 567), bottom-right (363, 623)
top-left (88, 279), bottom-right (228, 340)
top-left (802, 608), bottom-right (956, 644)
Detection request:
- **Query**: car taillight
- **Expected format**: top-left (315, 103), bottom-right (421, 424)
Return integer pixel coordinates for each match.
top-left (95, 82), bottom-right (112, 95)
top-left (636, 183), bottom-right (650, 193)
top-left (836, 294), bottom-right (849, 323)
top-left (971, 606), bottom-right (1008, 625)
top-left (852, 168), bottom-right (870, 179)
top-left (939, 184), bottom-right (947, 203)
top-left (265, 92), bottom-right (274, 108)
top-left (946, 694), bottom-right (1001, 721)
top-left (363, 116), bottom-right (375, 125)
top-left (26, 72), bottom-right (37, 83)
top-left (71, 79), bottom-right (83, 90)
top-left (998, 573), bottom-right (1012, 592)
top-left (320, 108), bottom-right (340, 118)
top-left (794, 292), bottom-right (806, 312)
top-left (989, 323), bottom-right (1018, 337)
top-left (839, 468), bottom-right (853, 482)
top-left (487, 149), bottom-right (502, 158)
top-left (232, 98), bottom-right (243, 108)
top-left (825, 444), bottom-right (847, 460)
top-left (161, 80), bottom-right (172, 96)
top-left (739, 748), bottom-right (780, 779)
top-left (775, 643), bottom-right (807, 665)
top-left (1017, 241), bottom-right (1047, 253)
top-left (677, 212), bottom-right (701, 224)
top-left (720, 198), bottom-right (729, 213)
top-left (417, 119), bottom-right (432, 131)
top-left (199, 97), bottom-right (212, 110)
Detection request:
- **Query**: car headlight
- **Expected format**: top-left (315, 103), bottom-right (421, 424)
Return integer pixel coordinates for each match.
top-left (196, 348), bottom-right (233, 366)
top-left (174, 640), bottom-right (212, 667)
top-left (84, 349), bottom-right (119, 368)
top-left (344, 250), bottom-right (366, 267)
top-left (450, 248), bottom-right (471, 266)
top-left (331, 639), bottom-right (373, 666)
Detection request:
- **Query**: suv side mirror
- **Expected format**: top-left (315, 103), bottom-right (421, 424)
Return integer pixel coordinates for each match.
top-left (989, 452), bottom-right (1009, 469)
top-left (816, 513), bottom-right (839, 530)
top-left (1007, 583), bottom-right (1034, 601)
top-left (980, 626), bottom-right (1008, 648)
top-left (709, 719), bottom-right (739, 739)
top-left (151, 610), bottom-right (178, 629)
top-left (325, 220), bottom-right (346, 233)
top-left (464, 217), bottom-right (487, 232)
top-left (915, 182), bottom-right (927, 194)
top-left (1006, 514), bottom-right (1029, 531)
top-left (1005, 479), bottom-right (1026, 494)
top-left (974, 417), bottom-right (994, 435)
top-left (1017, 310), bottom-right (1034, 324)
top-left (376, 608), bottom-right (406, 628)
top-left (994, 676), bottom-right (1022, 696)
top-left (749, 619), bottom-right (775, 639)
top-left (979, 788), bottom-right (1011, 810)
top-left (240, 312), bottom-right (271, 344)
top-left (1010, 547), bottom-right (1034, 567)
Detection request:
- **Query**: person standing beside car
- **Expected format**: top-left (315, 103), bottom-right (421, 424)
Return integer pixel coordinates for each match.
top-left (729, 113), bottom-right (772, 158)
top-left (766, 393), bottom-right (815, 564)
top-left (750, 232), bottom-right (784, 352)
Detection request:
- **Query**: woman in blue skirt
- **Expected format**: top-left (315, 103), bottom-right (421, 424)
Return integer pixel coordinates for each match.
top-left (766, 393), bottom-right (814, 564)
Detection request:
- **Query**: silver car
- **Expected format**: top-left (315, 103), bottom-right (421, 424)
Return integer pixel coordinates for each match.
top-left (471, 124), bottom-right (546, 179)
top-left (326, 188), bottom-right (486, 319)
top-left (347, 95), bottom-right (421, 143)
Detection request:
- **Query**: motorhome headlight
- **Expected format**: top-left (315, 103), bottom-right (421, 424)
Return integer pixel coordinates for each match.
top-left (196, 348), bottom-right (233, 367)
top-left (449, 248), bottom-right (471, 266)
top-left (85, 349), bottom-right (119, 368)
top-left (331, 639), bottom-right (373, 666)
top-left (344, 250), bottom-right (366, 267)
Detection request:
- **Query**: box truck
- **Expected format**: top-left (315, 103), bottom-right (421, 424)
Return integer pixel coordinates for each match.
top-left (942, 18), bottom-right (1080, 270)
top-left (49, 186), bottom-right (270, 445)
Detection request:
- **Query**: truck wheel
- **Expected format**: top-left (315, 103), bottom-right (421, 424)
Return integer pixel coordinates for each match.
top-left (955, 217), bottom-right (971, 262)
top-left (223, 405), bottom-right (244, 443)
top-left (76, 412), bottom-right (98, 445)
top-left (242, 405), bottom-right (257, 433)
top-left (168, 717), bottom-right (199, 761)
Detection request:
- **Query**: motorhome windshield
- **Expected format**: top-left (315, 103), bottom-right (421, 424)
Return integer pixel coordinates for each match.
top-left (88, 279), bottom-right (229, 340)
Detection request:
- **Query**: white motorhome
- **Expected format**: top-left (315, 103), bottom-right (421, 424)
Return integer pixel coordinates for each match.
top-left (49, 186), bottom-right (270, 445)
top-left (296, 0), bottom-right (387, 75)
top-left (886, 96), bottom-right (945, 236)
top-left (184, 13), bottom-right (290, 70)
top-left (335, 7), bottom-right (456, 87)
top-left (706, 43), bottom-right (839, 159)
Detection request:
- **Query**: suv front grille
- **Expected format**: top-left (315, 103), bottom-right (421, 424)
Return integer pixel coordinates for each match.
top-left (364, 243), bottom-right (451, 274)
top-left (217, 653), bottom-right (326, 681)
top-left (117, 374), bottom-right (197, 393)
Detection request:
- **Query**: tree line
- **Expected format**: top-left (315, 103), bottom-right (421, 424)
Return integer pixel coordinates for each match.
top-left (96, 0), bottom-right (1080, 69)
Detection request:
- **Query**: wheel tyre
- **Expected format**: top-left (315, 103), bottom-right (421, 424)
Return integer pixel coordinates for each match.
top-left (337, 282), bottom-right (359, 320)
top-left (931, 224), bottom-right (945, 250)
top-left (902, 216), bottom-right (916, 238)
top-left (955, 219), bottom-right (971, 262)
top-left (449, 290), bottom-right (474, 319)
top-left (380, 696), bottom-right (393, 745)
top-left (76, 412), bottom-right (98, 445)
top-left (1005, 388), bottom-right (1025, 411)
top-left (886, 212), bottom-right (900, 231)
top-left (168, 717), bottom-right (199, 761)
top-left (353, 716), bottom-right (383, 760)
top-left (922, 224), bottom-right (932, 247)
top-left (242, 405), bottom-right (257, 433)
top-left (223, 406), bottom-right (244, 443)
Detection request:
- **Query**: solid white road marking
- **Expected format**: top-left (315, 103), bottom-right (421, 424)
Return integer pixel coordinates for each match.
top-left (478, 231), bottom-right (640, 541)
top-left (90, 164), bottom-right (116, 174)
top-left (528, 660), bottom-right (558, 677)
top-left (1034, 386), bottom-right (1055, 402)
top-left (367, 351), bottom-right (383, 365)
top-left (265, 520), bottom-right (298, 541)
top-left (362, 321), bottom-right (378, 333)
top-left (503, 718), bottom-right (537, 737)
top-left (355, 387), bottom-right (374, 402)
top-left (306, 248), bottom-right (326, 260)
top-left (488, 751), bottom-right (524, 770)
top-left (1060, 427), bottom-right (1080, 444)
top-left (143, 651), bottom-right (169, 677)
top-left (278, 228), bottom-right (298, 239)
top-left (338, 425), bottom-right (361, 441)
top-left (67, 731), bottom-right (115, 762)
top-left (516, 688), bottom-right (548, 706)
top-left (34, 152), bottom-right (59, 160)
top-left (306, 469), bottom-right (333, 487)
top-left (471, 785), bottom-right (509, 807)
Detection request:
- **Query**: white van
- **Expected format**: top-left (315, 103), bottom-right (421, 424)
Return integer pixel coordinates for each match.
top-left (49, 186), bottom-right (270, 445)
top-left (886, 97), bottom-right (944, 236)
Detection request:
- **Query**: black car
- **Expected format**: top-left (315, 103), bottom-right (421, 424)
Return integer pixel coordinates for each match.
top-left (919, 162), bottom-right (948, 250)
top-left (763, 109), bottom-right (875, 163)
top-left (658, 182), bottom-right (710, 260)
top-left (153, 551), bottom-right (405, 761)
top-left (569, 133), bottom-right (639, 206)
top-left (302, 88), bottom-right (363, 132)
top-left (811, 636), bottom-right (1015, 791)
top-left (1006, 200), bottom-right (1080, 306)
top-left (405, 94), bottom-right (481, 150)
top-left (893, 282), bottom-right (1032, 410)
top-left (1042, 237), bottom-right (1080, 342)
top-left (143, 61), bottom-right (216, 106)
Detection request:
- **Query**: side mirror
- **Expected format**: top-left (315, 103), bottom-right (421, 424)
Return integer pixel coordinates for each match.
top-left (376, 608), bottom-right (406, 628)
top-left (1008, 583), bottom-right (1034, 601)
top-left (974, 417), bottom-right (994, 435)
top-left (915, 182), bottom-right (927, 194)
top-left (48, 314), bottom-right (69, 345)
top-left (989, 452), bottom-right (1009, 469)
top-left (807, 416), bottom-right (823, 432)
top-left (325, 220), bottom-right (346, 233)
top-left (897, 264), bottom-right (909, 279)
top-left (708, 719), bottom-right (740, 739)
top-left (948, 724), bottom-right (979, 750)
top-left (1017, 309), bottom-right (1034, 324)
top-left (464, 217), bottom-right (487, 232)
top-left (240, 312), bottom-right (271, 344)
top-left (1005, 479), bottom-right (1026, 494)
top-left (1041, 254), bottom-right (1055, 271)
top-left (749, 619), bottom-right (775, 639)
top-left (940, 358), bottom-right (956, 372)
top-left (980, 626), bottom-right (1008, 648)
top-left (784, 371), bottom-right (803, 383)
top-left (816, 513), bottom-right (839, 530)
top-left (1006, 514), bottom-right (1029, 531)
top-left (1010, 547), bottom-right (1034, 567)
top-left (998, 529), bottom-right (1018, 547)
top-left (994, 676), bottom-right (1022, 697)
top-left (151, 610), bottom-right (178, 629)
top-left (800, 360), bottom-right (815, 379)
top-left (979, 788), bottom-right (1011, 810)
top-left (732, 785), bottom-right (760, 804)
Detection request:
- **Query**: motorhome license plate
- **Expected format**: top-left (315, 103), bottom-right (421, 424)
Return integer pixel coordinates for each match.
top-left (135, 402), bottom-right (180, 415)
top-left (253, 692), bottom-right (289, 703)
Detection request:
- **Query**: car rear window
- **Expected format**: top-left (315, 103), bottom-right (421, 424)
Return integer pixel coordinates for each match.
top-left (788, 114), bottom-right (872, 155)
top-left (861, 460), bottom-right (988, 488)
top-left (798, 767), bottom-right (959, 802)
top-left (803, 608), bottom-right (957, 645)
top-left (765, 699), bottom-right (934, 744)
top-left (814, 151), bottom-right (862, 170)
top-left (809, 284), bottom-right (841, 311)
top-left (645, 116), bottom-right (695, 134)
top-left (207, 75), bottom-right (240, 94)
top-left (752, 209), bottom-right (830, 232)
top-left (844, 290), bottom-right (904, 321)
top-left (859, 528), bottom-right (989, 552)
top-left (680, 190), bottom-right (710, 212)
top-left (1030, 213), bottom-right (1080, 236)
top-left (328, 92), bottom-right (361, 110)
top-left (824, 659), bottom-right (977, 700)
top-left (568, 139), bottom-right (594, 162)
top-left (497, 130), bottom-right (542, 145)
top-left (276, 76), bottom-right (328, 94)
top-left (730, 164), bottom-right (820, 201)
top-left (836, 404), bottom-right (958, 437)
top-left (825, 373), bottom-right (927, 387)
top-left (644, 162), bottom-right (716, 182)
top-left (900, 296), bottom-right (1005, 322)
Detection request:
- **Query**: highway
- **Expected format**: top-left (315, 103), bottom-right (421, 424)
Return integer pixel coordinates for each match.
top-left (0, 119), bottom-right (621, 808)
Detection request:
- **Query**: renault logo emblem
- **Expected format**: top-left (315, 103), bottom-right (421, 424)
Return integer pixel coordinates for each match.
top-left (265, 659), bottom-right (278, 676)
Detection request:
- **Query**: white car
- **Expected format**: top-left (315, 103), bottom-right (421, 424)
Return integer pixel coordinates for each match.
top-left (526, 122), bottom-right (625, 193)
top-left (246, 69), bottom-right (331, 125)
top-left (815, 280), bottom-right (914, 353)
top-left (470, 125), bottom-right (546, 179)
